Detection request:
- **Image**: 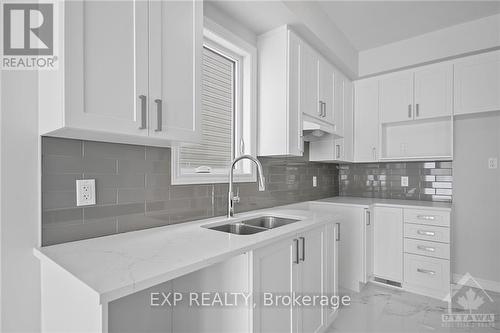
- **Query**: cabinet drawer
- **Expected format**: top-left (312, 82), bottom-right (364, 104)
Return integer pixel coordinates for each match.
top-left (404, 223), bottom-right (450, 243)
top-left (404, 209), bottom-right (450, 227)
top-left (404, 253), bottom-right (450, 292)
top-left (404, 238), bottom-right (450, 260)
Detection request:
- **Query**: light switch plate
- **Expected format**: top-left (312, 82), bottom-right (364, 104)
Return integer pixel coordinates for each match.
top-left (76, 179), bottom-right (96, 206)
top-left (488, 157), bottom-right (498, 169)
top-left (312, 176), bottom-right (317, 187)
top-left (401, 176), bottom-right (409, 187)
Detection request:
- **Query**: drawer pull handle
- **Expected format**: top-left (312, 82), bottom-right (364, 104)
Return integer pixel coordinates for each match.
top-left (417, 268), bottom-right (436, 275)
top-left (294, 239), bottom-right (300, 264)
top-left (417, 215), bottom-right (436, 220)
top-left (417, 245), bottom-right (436, 252)
top-left (417, 230), bottom-right (435, 236)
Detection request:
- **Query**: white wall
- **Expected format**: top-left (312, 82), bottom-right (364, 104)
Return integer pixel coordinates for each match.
top-left (282, 1), bottom-right (358, 78)
top-left (204, 1), bottom-right (257, 47)
top-left (0, 69), bottom-right (41, 331)
top-left (359, 14), bottom-right (500, 77)
top-left (453, 112), bottom-right (500, 287)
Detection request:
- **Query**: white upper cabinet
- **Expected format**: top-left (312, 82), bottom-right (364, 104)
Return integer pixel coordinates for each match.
top-left (301, 42), bottom-right (321, 120)
top-left (454, 50), bottom-right (500, 115)
top-left (379, 71), bottom-right (414, 123)
top-left (65, 1), bottom-right (150, 137)
top-left (148, 1), bottom-right (202, 142)
top-left (258, 26), bottom-right (302, 156)
top-left (414, 63), bottom-right (453, 120)
top-left (343, 78), bottom-right (354, 162)
top-left (318, 58), bottom-right (335, 124)
top-left (333, 70), bottom-right (345, 135)
top-left (309, 74), bottom-right (354, 163)
top-left (379, 63), bottom-right (453, 124)
top-left (39, 0), bottom-right (202, 147)
top-left (353, 78), bottom-right (379, 162)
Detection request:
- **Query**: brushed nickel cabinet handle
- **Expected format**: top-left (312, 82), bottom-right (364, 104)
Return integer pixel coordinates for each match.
top-left (138, 95), bottom-right (147, 129)
top-left (416, 103), bottom-right (420, 117)
top-left (294, 239), bottom-right (300, 264)
top-left (366, 210), bottom-right (371, 225)
top-left (154, 99), bottom-right (162, 132)
top-left (417, 230), bottom-right (435, 236)
top-left (336, 223), bottom-right (340, 241)
top-left (408, 104), bottom-right (412, 118)
top-left (318, 101), bottom-right (323, 117)
top-left (299, 236), bottom-right (305, 262)
top-left (417, 245), bottom-right (436, 252)
top-left (322, 102), bottom-right (326, 118)
top-left (417, 268), bottom-right (436, 275)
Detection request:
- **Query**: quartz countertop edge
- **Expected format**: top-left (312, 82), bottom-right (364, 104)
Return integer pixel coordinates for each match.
top-left (312, 197), bottom-right (452, 210)
top-left (33, 197), bottom-right (452, 304)
top-left (34, 204), bottom-right (339, 304)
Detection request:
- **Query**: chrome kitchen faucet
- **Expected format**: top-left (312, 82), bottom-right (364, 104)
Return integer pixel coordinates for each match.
top-left (228, 155), bottom-right (266, 218)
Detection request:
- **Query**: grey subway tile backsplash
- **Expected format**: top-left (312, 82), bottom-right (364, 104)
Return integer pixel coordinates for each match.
top-left (339, 161), bottom-right (453, 202)
top-left (42, 137), bottom-right (453, 246)
top-left (42, 138), bottom-right (339, 246)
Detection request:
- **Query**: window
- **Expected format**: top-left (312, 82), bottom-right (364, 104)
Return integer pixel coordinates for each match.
top-left (172, 19), bottom-right (256, 185)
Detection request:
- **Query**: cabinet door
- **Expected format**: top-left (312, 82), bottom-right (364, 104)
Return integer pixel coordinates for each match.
top-left (454, 50), bottom-right (500, 115)
top-left (66, 1), bottom-right (149, 136)
top-left (343, 78), bottom-right (354, 161)
top-left (299, 227), bottom-right (325, 333)
top-left (288, 30), bottom-right (304, 156)
top-left (365, 209), bottom-right (374, 282)
top-left (253, 238), bottom-right (295, 333)
top-left (325, 223), bottom-right (339, 325)
top-left (379, 71), bottom-right (414, 123)
top-left (354, 79), bottom-right (379, 162)
top-left (373, 207), bottom-right (403, 282)
top-left (333, 71), bottom-right (345, 135)
top-left (414, 63), bottom-right (453, 120)
top-left (300, 42), bottom-right (320, 119)
top-left (149, 0), bottom-right (202, 142)
top-left (319, 58), bottom-right (335, 124)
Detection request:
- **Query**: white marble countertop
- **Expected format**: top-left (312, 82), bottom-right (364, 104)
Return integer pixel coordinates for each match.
top-left (313, 196), bottom-right (452, 210)
top-left (34, 203), bottom-right (337, 303)
top-left (34, 197), bottom-right (451, 304)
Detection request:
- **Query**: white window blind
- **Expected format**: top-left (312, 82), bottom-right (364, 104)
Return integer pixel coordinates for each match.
top-left (178, 47), bottom-right (235, 173)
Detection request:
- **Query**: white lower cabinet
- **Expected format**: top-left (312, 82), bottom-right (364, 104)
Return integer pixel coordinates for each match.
top-left (403, 209), bottom-right (451, 299)
top-left (373, 207), bottom-right (403, 283)
top-left (310, 203), bottom-right (371, 293)
top-left (253, 224), bottom-right (338, 333)
top-left (371, 205), bottom-right (451, 300)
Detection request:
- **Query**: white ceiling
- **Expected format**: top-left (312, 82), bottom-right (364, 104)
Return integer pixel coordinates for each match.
top-left (208, 1), bottom-right (500, 51)
top-left (317, 1), bottom-right (500, 51)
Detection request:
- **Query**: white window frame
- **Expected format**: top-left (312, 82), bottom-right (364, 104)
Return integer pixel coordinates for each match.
top-left (171, 18), bottom-right (257, 185)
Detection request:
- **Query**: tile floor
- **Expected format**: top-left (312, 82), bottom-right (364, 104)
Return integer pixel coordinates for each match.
top-left (327, 283), bottom-right (500, 333)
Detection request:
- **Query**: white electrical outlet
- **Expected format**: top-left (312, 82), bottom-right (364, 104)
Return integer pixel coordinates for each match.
top-left (488, 157), bottom-right (498, 169)
top-left (76, 179), bottom-right (96, 206)
top-left (401, 176), bottom-right (409, 187)
top-left (312, 176), bottom-right (317, 187)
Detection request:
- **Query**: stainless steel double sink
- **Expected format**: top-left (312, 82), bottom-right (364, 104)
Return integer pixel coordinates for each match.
top-left (205, 215), bottom-right (300, 235)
